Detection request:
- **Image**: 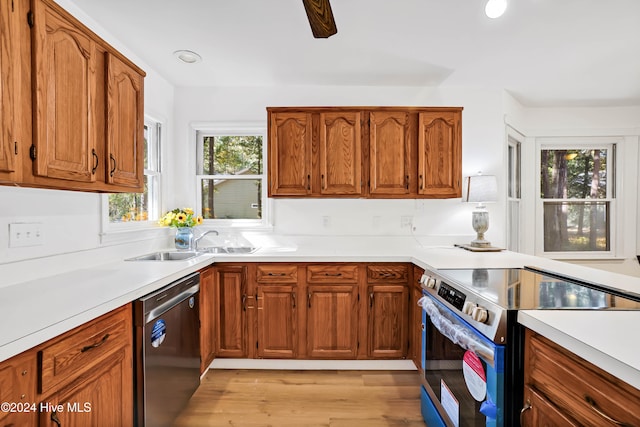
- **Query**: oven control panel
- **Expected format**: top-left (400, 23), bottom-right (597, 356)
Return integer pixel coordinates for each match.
top-left (437, 282), bottom-right (466, 311)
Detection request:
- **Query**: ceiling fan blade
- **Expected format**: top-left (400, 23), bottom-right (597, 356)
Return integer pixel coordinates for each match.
top-left (302, 0), bottom-right (337, 38)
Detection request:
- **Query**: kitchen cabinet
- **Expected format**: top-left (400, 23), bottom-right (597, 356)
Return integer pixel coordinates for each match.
top-left (214, 265), bottom-right (248, 358)
top-left (306, 264), bottom-right (360, 358)
top-left (365, 265), bottom-right (409, 358)
top-left (417, 110), bottom-right (462, 198)
top-left (368, 111), bottom-right (412, 196)
top-left (199, 266), bottom-right (215, 373)
top-left (0, 350), bottom-right (38, 427)
top-left (267, 107), bottom-right (462, 199)
top-left (0, 305), bottom-right (133, 427)
top-left (522, 329), bottom-right (640, 427)
top-left (255, 264), bottom-right (298, 358)
top-left (0, 0), bottom-right (19, 183)
top-left (0, 0), bottom-right (145, 192)
top-left (268, 111), bottom-right (313, 196)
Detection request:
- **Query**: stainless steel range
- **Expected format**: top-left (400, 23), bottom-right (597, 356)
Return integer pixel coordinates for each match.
top-left (418, 266), bottom-right (640, 427)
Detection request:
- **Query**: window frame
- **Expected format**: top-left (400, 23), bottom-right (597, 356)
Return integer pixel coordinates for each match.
top-left (100, 116), bottom-right (164, 239)
top-left (535, 137), bottom-right (619, 259)
top-left (194, 123), bottom-right (270, 229)
top-left (506, 130), bottom-right (523, 252)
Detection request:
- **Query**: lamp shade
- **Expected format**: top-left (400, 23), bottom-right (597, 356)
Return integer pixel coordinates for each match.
top-left (462, 175), bottom-right (498, 203)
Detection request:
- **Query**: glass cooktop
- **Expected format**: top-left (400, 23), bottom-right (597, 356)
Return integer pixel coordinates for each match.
top-left (435, 267), bottom-right (640, 310)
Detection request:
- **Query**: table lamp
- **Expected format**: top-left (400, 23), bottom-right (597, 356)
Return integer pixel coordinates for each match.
top-left (463, 173), bottom-right (498, 248)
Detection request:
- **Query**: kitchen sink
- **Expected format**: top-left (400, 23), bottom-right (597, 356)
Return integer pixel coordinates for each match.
top-left (125, 251), bottom-right (202, 261)
top-left (199, 246), bottom-right (258, 254)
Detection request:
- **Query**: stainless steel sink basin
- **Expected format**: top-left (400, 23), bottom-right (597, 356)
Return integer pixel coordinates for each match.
top-left (125, 251), bottom-right (202, 261)
top-left (199, 246), bottom-right (258, 254)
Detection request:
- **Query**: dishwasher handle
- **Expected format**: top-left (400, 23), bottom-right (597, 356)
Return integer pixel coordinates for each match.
top-left (142, 273), bottom-right (200, 324)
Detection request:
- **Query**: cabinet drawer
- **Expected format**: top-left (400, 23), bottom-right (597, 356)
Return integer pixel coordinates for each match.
top-left (256, 264), bottom-right (298, 284)
top-left (367, 265), bottom-right (408, 283)
top-left (38, 305), bottom-right (131, 395)
top-left (307, 265), bottom-right (359, 283)
top-left (525, 330), bottom-right (640, 427)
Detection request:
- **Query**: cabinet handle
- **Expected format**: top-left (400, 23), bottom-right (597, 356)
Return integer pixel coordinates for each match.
top-left (585, 395), bottom-right (631, 426)
top-left (321, 174), bottom-right (325, 189)
top-left (268, 272), bottom-right (286, 276)
top-left (369, 292), bottom-right (374, 308)
top-left (308, 292), bottom-right (312, 308)
top-left (292, 292), bottom-right (296, 309)
top-left (324, 272), bottom-right (342, 277)
top-left (419, 174), bottom-right (424, 190)
top-left (51, 410), bottom-right (62, 426)
top-left (91, 149), bottom-right (98, 174)
top-left (242, 294), bottom-right (247, 311)
top-left (80, 333), bottom-right (110, 353)
top-left (405, 175), bottom-right (409, 190)
top-left (307, 174), bottom-right (311, 191)
top-left (109, 154), bottom-right (117, 177)
top-left (520, 398), bottom-right (531, 426)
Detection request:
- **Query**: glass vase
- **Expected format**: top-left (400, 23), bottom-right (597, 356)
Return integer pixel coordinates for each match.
top-left (174, 227), bottom-right (194, 250)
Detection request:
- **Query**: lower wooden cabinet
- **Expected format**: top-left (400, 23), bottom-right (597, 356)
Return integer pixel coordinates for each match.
top-left (524, 329), bottom-right (640, 426)
top-left (0, 304), bottom-right (133, 427)
top-left (199, 266), bottom-right (215, 373)
top-left (210, 262), bottom-right (412, 360)
top-left (410, 265), bottom-right (425, 370)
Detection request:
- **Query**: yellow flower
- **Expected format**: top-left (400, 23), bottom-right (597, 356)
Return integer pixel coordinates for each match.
top-left (176, 213), bottom-right (187, 222)
top-left (184, 208), bottom-right (194, 215)
top-left (196, 216), bottom-right (203, 225)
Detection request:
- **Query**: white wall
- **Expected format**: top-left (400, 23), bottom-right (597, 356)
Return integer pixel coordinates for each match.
top-left (172, 85), bottom-right (506, 246)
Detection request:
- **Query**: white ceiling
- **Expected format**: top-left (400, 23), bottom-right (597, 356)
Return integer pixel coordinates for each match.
top-left (69, 0), bottom-right (640, 107)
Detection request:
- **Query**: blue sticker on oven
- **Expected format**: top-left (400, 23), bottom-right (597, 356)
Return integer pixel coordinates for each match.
top-left (151, 319), bottom-right (166, 348)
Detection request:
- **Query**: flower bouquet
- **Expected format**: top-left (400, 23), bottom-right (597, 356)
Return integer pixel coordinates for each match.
top-left (158, 208), bottom-right (203, 249)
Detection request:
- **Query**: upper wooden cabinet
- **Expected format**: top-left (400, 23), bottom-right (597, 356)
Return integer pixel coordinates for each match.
top-left (0, 0), bottom-right (145, 192)
top-left (267, 107), bottom-right (462, 199)
top-left (417, 111), bottom-right (462, 198)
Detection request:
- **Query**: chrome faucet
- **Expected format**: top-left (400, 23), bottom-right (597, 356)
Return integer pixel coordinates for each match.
top-left (191, 229), bottom-right (219, 250)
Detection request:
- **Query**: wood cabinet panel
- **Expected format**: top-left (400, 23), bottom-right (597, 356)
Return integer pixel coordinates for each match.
top-left (199, 267), bottom-right (215, 373)
top-left (306, 284), bottom-right (359, 358)
top-left (268, 112), bottom-right (313, 196)
top-left (410, 266), bottom-right (424, 370)
top-left (257, 285), bottom-right (297, 358)
top-left (367, 284), bottom-right (408, 358)
top-left (367, 264), bottom-right (408, 283)
top-left (369, 111), bottom-right (411, 195)
top-left (319, 111), bottom-right (362, 195)
top-left (38, 305), bottom-right (130, 395)
top-left (31, 0), bottom-right (97, 183)
top-left (0, 0), bottom-right (17, 178)
top-left (307, 264), bottom-right (359, 283)
top-left (214, 265), bottom-right (248, 357)
top-left (256, 264), bottom-right (298, 284)
top-left (525, 329), bottom-right (640, 426)
top-left (417, 110), bottom-right (462, 198)
top-left (0, 350), bottom-right (37, 427)
top-left (105, 53), bottom-right (144, 189)
top-left (521, 385), bottom-right (579, 427)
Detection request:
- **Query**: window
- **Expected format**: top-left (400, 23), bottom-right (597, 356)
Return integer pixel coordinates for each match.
top-left (537, 140), bottom-right (616, 255)
top-left (107, 118), bottom-right (162, 224)
top-left (196, 127), bottom-right (266, 225)
top-left (507, 134), bottom-right (522, 252)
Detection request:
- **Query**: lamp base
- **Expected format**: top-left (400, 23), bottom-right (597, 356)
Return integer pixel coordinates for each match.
top-left (470, 239), bottom-right (492, 248)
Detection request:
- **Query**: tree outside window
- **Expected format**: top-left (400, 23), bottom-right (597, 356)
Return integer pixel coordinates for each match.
top-left (540, 147), bottom-right (613, 252)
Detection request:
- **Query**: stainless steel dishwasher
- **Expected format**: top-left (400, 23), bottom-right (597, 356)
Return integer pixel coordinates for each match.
top-left (134, 272), bottom-right (200, 427)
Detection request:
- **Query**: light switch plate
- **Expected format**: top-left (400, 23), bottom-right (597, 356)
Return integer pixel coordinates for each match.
top-left (9, 223), bottom-right (44, 247)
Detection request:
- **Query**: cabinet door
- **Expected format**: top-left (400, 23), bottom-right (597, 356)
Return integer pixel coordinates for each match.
top-left (215, 265), bottom-right (248, 357)
top-left (199, 267), bottom-right (215, 373)
top-left (105, 53), bottom-right (144, 189)
top-left (268, 112), bottom-right (313, 196)
top-left (0, 0), bottom-right (16, 177)
top-left (31, 0), bottom-right (97, 183)
top-left (367, 285), bottom-right (408, 358)
top-left (417, 110), bottom-right (462, 198)
top-left (257, 285), bottom-right (297, 358)
top-left (319, 111), bottom-right (362, 195)
top-left (39, 349), bottom-right (133, 427)
top-left (369, 111), bottom-right (411, 195)
top-left (521, 385), bottom-right (579, 427)
top-left (307, 284), bottom-right (359, 358)
top-left (410, 281), bottom-right (424, 369)
top-left (0, 350), bottom-right (38, 427)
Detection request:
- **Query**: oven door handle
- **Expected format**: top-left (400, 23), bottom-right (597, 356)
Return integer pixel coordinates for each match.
top-left (419, 296), bottom-right (495, 365)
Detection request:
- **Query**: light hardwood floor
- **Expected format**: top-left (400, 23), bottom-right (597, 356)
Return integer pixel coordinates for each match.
top-left (173, 370), bottom-right (426, 427)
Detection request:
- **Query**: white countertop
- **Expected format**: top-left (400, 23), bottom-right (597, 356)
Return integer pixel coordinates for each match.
top-left (2, 235), bottom-right (640, 391)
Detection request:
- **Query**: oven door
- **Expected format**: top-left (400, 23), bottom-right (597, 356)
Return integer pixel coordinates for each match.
top-left (419, 295), bottom-right (505, 427)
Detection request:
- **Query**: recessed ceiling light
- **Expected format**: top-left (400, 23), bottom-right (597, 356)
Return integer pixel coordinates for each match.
top-left (485, 0), bottom-right (507, 18)
top-left (173, 50), bottom-right (202, 64)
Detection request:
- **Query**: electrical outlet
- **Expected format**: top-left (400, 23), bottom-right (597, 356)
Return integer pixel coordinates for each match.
top-left (9, 223), bottom-right (44, 248)
top-left (400, 216), bottom-right (412, 228)
top-left (322, 216), bottom-right (331, 227)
